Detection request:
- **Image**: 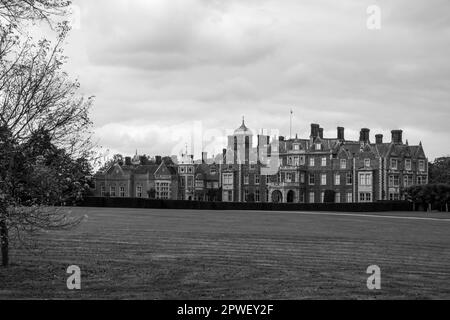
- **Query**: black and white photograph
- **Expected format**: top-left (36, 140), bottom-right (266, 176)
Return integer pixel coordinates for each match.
top-left (1, 0), bottom-right (450, 308)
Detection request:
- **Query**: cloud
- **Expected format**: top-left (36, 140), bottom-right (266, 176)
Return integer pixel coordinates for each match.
top-left (63, 0), bottom-right (450, 161)
top-left (79, 0), bottom-right (279, 70)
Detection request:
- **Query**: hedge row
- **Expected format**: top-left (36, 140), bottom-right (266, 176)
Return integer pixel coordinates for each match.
top-left (76, 197), bottom-right (413, 212)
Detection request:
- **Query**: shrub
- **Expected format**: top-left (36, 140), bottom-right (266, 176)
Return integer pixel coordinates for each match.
top-left (78, 197), bottom-right (413, 212)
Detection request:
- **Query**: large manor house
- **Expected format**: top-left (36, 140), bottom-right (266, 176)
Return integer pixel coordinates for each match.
top-left (94, 120), bottom-right (428, 203)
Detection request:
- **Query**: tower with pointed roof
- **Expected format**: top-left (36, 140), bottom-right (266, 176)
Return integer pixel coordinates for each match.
top-left (131, 149), bottom-right (140, 165)
top-left (227, 117), bottom-right (253, 165)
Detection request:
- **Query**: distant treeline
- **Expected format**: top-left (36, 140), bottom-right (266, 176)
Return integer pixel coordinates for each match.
top-left (405, 184), bottom-right (450, 212)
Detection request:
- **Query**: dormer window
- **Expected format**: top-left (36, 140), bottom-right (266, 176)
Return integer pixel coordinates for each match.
top-left (419, 160), bottom-right (425, 172)
top-left (405, 159), bottom-right (412, 171)
top-left (390, 159), bottom-right (398, 170)
top-left (294, 144), bottom-right (300, 150)
top-left (364, 159), bottom-right (370, 167)
top-left (315, 143), bottom-right (321, 150)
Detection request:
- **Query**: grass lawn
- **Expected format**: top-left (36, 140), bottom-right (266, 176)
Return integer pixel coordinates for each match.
top-left (1, 207), bottom-right (450, 299)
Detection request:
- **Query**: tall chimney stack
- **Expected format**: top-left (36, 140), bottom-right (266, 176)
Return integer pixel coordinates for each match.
top-left (359, 128), bottom-right (370, 144)
top-left (337, 127), bottom-right (345, 140)
top-left (391, 130), bottom-right (403, 144)
top-left (222, 148), bottom-right (227, 164)
top-left (202, 152), bottom-right (207, 164)
top-left (310, 123), bottom-right (320, 139)
top-left (319, 128), bottom-right (324, 139)
top-left (375, 134), bottom-right (383, 144)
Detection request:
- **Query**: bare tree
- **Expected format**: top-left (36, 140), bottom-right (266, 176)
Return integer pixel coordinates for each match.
top-left (0, 1), bottom-right (94, 267)
top-left (0, 1), bottom-right (71, 62)
top-left (0, 0), bottom-right (70, 26)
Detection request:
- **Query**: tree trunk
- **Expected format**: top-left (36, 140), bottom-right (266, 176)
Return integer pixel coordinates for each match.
top-left (0, 201), bottom-right (8, 267)
top-left (0, 217), bottom-right (8, 267)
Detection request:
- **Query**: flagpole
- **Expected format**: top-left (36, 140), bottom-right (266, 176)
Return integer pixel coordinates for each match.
top-left (290, 109), bottom-right (293, 139)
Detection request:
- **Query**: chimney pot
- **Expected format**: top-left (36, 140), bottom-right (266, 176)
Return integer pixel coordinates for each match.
top-left (310, 123), bottom-right (320, 139)
top-left (391, 130), bottom-right (403, 144)
top-left (359, 128), bottom-right (370, 143)
top-left (222, 148), bottom-right (227, 164)
top-left (375, 134), bottom-right (383, 144)
top-left (337, 127), bottom-right (345, 140)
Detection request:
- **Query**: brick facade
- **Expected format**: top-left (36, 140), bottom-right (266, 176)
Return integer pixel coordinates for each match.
top-left (220, 121), bottom-right (428, 203)
top-left (93, 120), bottom-right (428, 204)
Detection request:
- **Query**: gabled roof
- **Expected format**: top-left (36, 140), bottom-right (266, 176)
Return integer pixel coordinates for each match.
top-left (389, 144), bottom-right (410, 158)
top-left (154, 162), bottom-right (177, 177)
top-left (374, 143), bottom-right (391, 158)
top-left (375, 142), bottom-right (426, 159)
top-left (360, 143), bottom-right (374, 154)
top-left (309, 137), bottom-right (341, 152)
top-left (106, 163), bottom-right (130, 175)
top-left (195, 163), bottom-right (219, 181)
top-left (338, 142), bottom-right (361, 158)
top-left (282, 138), bottom-right (309, 152)
top-left (336, 145), bottom-right (351, 158)
top-left (411, 144), bottom-right (426, 158)
top-left (133, 164), bottom-right (159, 175)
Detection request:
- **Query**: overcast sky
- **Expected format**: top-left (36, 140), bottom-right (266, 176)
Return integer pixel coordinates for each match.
top-left (62, 0), bottom-right (450, 161)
